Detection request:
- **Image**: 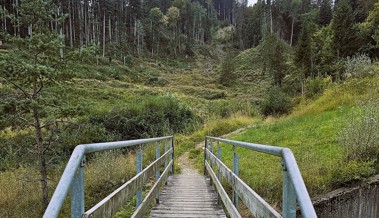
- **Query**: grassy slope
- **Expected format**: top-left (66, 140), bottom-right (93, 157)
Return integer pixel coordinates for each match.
top-left (197, 75), bottom-right (379, 209)
top-left (0, 52), bottom-right (260, 217)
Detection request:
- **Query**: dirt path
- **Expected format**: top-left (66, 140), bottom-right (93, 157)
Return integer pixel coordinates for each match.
top-left (177, 151), bottom-right (198, 175)
top-left (177, 124), bottom-right (255, 174)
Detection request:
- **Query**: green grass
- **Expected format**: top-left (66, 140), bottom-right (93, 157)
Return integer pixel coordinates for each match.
top-left (196, 75), bottom-right (379, 209)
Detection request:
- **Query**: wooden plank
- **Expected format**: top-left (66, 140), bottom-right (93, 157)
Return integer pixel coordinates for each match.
top-left (83, 148), bottom-right (172, 218)
top-left (205, 161), bottom-right (242, 218)
top-left (206, 149), bottom-right (282, 218)
top-left (150, 173), bottom-right (227, 218)
top-left (132, 160), bottom-right (173, 218)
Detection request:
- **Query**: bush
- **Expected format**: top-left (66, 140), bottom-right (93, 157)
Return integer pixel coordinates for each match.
top-left (261, 86), bottom-right (292, 116)
top-left (338, 102), bottom-right (379, 162)
top-left (90, 95), bottom-right (200, 139)
top-left (219, 52), bottom-right (237, 86)
top-left (304, 76), bottom-right (332, 99)
top-left (207, 99), bottom-right (257, 118)
top-left (344, 54), bottom-right (373, 79)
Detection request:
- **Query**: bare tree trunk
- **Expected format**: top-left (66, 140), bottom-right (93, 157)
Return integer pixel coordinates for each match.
top-left (270, 6), bottom-right (273, 33)
top-left (290, 16), bottom-right (294, 46)
top-left (108, 16), bottom-right (111, 43)
top-left (103, 13), bottom-right (106, 57)
top-left (69, 9), bottom-right (73, 48)
top-left (33, 106), bottom-right (49, 210)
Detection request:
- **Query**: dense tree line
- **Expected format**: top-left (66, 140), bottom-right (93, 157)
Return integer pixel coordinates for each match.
top-left (228, 0), bottom-right (379, 90)
top-left (0, 0), bottom-right (236, 58)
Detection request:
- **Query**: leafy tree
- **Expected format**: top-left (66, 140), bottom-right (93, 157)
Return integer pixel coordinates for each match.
top-left (145, 7), bottom-right (166, 57)
top-left (360, 2), bottom-right (379, 57)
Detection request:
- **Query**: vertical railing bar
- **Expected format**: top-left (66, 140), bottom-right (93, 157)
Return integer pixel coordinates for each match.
top-left (209, 140), bottom-right (214, 185)
top-left (164, 141), bottom-right (168, 168)
top-left (136, 144), bottom-right (143, 207)
top-left (155, 142), bottom-right (161, 203)
top-left (171, 137), bottom-right (174, 174)
top-left (235, 153), bottom-right (239, 207)
top-left (217, 142), bottom-right (222, 205)
top-left (282, 159), bottom-right (296, 218)
top-left (204, 138), bottom-right (208, 175)
top-left (71, 156), bottom-right (85, 218)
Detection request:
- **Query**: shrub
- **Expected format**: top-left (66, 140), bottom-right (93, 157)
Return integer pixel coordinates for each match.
top-left (219, 52), bottom-right (237, 86)
top-left (261, 86), bottom-right (292, 116)
top-left (338, 102), bottom-right (379, 162)
top-left (304, 76), bottom-right (332, 99)
top-left (90, 96), bottom-right (200, 139)
top-left (207, 99), bottom-right (257, 118)
top-left (344, 54), bottom-right (373, 79)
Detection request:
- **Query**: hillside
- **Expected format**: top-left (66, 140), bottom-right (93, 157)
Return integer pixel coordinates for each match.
top-left (191, 73), bottom-right (379, 209)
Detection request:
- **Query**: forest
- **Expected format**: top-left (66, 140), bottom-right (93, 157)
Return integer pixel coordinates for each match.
top-left (0, 0), bottom-right (379, 217)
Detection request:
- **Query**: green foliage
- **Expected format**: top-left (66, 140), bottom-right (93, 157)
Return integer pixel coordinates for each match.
top-left (338, 102), bottom-right (379, 162)
top-left (219, 52), bottom-right (236, 86)
top-left (207, 99), bottom-right (257, 118)
top-left (318, 0), bottom-right (333, 26)
top-left (344, 53), bottom-right (373, 79)
top-left (331, 160), bottom-right (375, 187)
top-left (259, 33), bottom-right (288, 86)
top-left (261, 86), bottom-right (292, 116)
top-left (304, 76), bottom-right (332, 99)
top-left (295, 17), bottom-right (316, 78)
top-left (90, 95), bottom-right (200, 139)
top-left (331, 0), bottom-right (360, 58)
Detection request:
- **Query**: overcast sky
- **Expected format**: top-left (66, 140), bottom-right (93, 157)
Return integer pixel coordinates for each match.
top-left (248, 0), bottom-right (258, 6)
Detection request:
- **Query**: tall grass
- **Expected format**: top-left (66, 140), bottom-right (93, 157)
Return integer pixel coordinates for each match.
top-left (0, 143), bottom-right (165, 217)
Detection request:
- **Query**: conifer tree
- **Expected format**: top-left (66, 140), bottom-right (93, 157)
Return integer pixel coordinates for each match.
top-left (318, 0), bottom-right (332, 26)
top-left (331, 0), bottom-right (359, 58)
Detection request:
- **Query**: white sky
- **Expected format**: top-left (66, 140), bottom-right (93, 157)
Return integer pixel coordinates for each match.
top-left (248, 0), bottom-right (258, 6)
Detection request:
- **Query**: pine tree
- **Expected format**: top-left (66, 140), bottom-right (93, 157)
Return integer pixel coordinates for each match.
top-left (318, 0), bottom-right (332, 26)
top-left (331, 0), bottom-right (359, 58)
top-left (295, 18), bottom-right (315, 78)
top-left (0, 0), bottom-right (65, 210)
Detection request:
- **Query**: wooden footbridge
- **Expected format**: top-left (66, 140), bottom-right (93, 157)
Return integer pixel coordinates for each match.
top-left (43, 136), bottom-right (317, 218)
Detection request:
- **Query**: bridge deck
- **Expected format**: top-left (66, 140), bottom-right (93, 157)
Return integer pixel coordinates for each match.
top-left (150, 174), bottom-right (227, 218)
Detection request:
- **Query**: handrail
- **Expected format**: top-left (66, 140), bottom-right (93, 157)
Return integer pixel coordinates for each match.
top-left (43, 136), bottom-right (173, 218)
top-left (205, 136), bottom-right (317, 218)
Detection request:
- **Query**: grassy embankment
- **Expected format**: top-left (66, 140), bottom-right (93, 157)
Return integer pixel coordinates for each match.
top-left (191, 74), bottom-right (379, 211)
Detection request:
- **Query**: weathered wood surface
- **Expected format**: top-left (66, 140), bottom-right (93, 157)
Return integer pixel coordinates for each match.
top-left (150, 173), bottom-right (227, 218)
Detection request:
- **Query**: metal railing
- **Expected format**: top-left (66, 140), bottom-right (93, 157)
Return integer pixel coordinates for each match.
top-left (204, 136), bottom-right (317, 218)
top-left (43, 136), bottom-right (174, 218)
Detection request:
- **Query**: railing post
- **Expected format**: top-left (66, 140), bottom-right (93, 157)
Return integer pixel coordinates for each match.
top-left (209, 141), bottom-right (214, 184)
top-left (71, 156), bottom-right (85, 218)
top-left (217, 142), bottom-right (222, 204)
top-left (282, 159), bottom-right (296, 218)
top-left (204, 138), bottom-right (208, 175)
top-left (171, 137), bottom-right (174, 174)
top-left (164, 141), bottom-right (168, 168)
top-left (232, 145), bottom-right (239, 207)
top-left (156, 142), bottom-right (161, 203)
top-left (136, 145), bottom-right (143, 207)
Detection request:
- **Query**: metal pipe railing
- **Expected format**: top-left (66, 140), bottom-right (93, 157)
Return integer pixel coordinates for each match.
top-left (43, 136), bottom-right (173, 218)
top-left (205, 136), bottom-right (317, 218)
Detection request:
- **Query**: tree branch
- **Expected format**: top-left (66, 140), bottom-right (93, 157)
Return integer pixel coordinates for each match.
top-left (1, 77), bottom-right (30, 98)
